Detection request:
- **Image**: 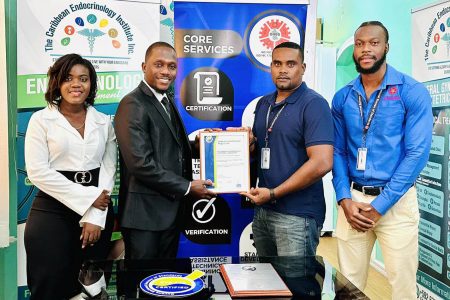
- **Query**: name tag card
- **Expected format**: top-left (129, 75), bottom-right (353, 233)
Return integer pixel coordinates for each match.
top-left (356, 147), bottom-right (367, 170)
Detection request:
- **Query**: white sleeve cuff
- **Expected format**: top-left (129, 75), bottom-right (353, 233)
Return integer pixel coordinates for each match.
top-left (79, 206), bottom-right (107, 230)
top-left (184, 182), bottom-right (191, 196)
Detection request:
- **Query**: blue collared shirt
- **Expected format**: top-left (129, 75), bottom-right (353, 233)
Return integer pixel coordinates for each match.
top-left (253, 82), bottom-right (334, 226)
top-left (332, 65), bottom-right (433, 215)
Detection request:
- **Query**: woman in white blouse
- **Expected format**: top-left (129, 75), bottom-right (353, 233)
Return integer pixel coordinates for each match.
top-left (24, 53), bottom-right (116, 299)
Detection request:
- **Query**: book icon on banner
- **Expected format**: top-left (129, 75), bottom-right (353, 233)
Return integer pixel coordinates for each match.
top-left (140, 270), bottom-right (205, 298)
top-left (220, 263), bottom-right (292, 298)
top-left (194, 71), bottom-right (223, 104)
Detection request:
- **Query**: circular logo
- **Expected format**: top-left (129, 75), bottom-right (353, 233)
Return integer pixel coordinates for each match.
top-left (242, 265), bottom-right (256, 271)
top-left (192, 199), bottom-right (216, 223)
top-left (388, 87), bottom-right (397, 95)
top-left (204, 77), bottom-right (213, 85)
top-left (244, 10), bottom-right (303, 72)
top-left (205, 136), bottom-right (214, 144)
top-left (140, 272), bottom-right (205, 298)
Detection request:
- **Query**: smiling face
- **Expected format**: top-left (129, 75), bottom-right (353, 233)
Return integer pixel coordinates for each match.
top-left (142, 45), bottom-right (177, 93)
top-left (59, 64), bottom-right (91, 107)
top-left (271, 47), bottom-right (305, 93)
top-left (353, 25), bottom-right (389, 74)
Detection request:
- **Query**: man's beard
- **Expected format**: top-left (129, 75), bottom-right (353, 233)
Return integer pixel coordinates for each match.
top-left (275, 79), bottom-right (301, 91)
top-left (276, 82), bottom-right (294, 91)
top-left (353, 52), bottom-right (386, 74)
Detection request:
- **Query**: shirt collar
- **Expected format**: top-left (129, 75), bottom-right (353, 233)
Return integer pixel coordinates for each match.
top-left (42, 105), bottom-right (105, 125)
top-left (349, 64), bottom-right (403, 95)
top-left (142, 79), bottom-right (168, 103)
top-left (269, 82), bottom-right (307, 106)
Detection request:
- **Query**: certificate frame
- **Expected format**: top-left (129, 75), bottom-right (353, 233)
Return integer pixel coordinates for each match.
top-left (220, 263), bottom-right (292, 298)
top-left (199, 131), bottom-right (250, 193)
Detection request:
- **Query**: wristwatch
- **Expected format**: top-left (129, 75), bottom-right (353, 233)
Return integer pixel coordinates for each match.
top-left (269, 188), bottom-right (276, 204)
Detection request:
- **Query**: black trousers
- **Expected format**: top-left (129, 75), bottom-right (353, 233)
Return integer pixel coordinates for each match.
top-left (122, 226), bottom-right (180, 260)
top-left (24, 194), bottom-right (114, 300)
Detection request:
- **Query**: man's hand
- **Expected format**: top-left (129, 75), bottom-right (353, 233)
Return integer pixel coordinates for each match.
top-left (360, 205), bottom-right (382, 223)
top-left (81, 223), bottom-right (101, 249)
top-left (240, 187), bottom-right (271, 205)
top-left (189, 179), bottom-right (217, 200)
top-left (227, 126), bottom-right (256, 152)
top-left (340, 198), bottom-right (375, 232)
top-left (92, 190), bottom-right (110, 211)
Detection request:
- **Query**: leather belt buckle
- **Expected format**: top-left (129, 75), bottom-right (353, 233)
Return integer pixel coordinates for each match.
top-left (74, 171), bottom-right (92, 184)
top-left (351, 182), bottom-right (383, 196)
top-left (362, 185), bottom-right (375, 196)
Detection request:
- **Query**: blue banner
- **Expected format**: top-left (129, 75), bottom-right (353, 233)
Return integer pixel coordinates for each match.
top-left (174, 1), bottom-right (308, 259)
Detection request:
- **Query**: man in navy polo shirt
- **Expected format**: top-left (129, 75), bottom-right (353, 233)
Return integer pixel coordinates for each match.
top-left (241, 42), bottom-right (333, 260)
top-left (332, 21), bottom-right (432, 298)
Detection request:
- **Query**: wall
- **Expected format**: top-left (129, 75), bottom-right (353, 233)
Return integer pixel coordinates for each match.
top-left (318, 0), bottom-right (433, 75)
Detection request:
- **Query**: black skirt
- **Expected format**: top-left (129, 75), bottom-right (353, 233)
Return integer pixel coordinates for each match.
top-left (24, 168), bottom-right (114, 299)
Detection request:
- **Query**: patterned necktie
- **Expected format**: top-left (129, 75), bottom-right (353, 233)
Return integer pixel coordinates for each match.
top-left (161, 96), bottom-right (172, 120)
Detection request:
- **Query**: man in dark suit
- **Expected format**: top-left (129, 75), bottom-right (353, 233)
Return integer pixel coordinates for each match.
top-left (114, 42), bottom-right (216, 259)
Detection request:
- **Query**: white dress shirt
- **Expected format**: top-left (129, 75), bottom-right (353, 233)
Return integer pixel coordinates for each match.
top-left (24, 105), bottom-right (117, 229)
top-left (142, 79), bottom-right (169, 111)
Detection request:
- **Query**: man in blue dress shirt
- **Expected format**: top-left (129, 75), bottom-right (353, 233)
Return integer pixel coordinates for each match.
top-left (332, 21), bottom-right (432, 299)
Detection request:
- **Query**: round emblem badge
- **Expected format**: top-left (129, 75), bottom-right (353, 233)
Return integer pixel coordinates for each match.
top-left (140, 272), bottom-right (205, 298)
top-left (244, 10), bottom-right (303, 71)
top-left (205, 135), bottom-right (215, 143)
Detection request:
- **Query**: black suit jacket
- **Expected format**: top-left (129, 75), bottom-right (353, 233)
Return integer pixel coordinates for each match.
top-left (115, 81), bottom-right (192, 231)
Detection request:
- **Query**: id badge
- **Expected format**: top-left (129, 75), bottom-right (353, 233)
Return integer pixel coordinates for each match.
top-left (261, 147), bottom-right (270, 169)
top-left (356, 147), bottom-right (367, 170)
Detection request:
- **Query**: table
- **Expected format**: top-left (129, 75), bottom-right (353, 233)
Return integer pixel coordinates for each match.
top-left (79, 256), bottom-right (369, 299)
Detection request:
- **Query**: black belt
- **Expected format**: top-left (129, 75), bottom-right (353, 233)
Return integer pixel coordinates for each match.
top-left (58, 168), bottom-right (100, 187)
top-left (34, 168), bottom-right (101, 214)
top-left (351, 182), bottom-right (384, 196)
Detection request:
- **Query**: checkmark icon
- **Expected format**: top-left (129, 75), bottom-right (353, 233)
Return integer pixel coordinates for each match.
top-left (195, 198), bottom-right (216, 219)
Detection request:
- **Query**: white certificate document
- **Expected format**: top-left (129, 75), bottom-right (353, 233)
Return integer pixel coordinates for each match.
top-left (199, 131), bottom-right (250, 193)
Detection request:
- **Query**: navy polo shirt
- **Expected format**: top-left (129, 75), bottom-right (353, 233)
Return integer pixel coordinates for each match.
top-left (252, 82), bottom-right (334, 226)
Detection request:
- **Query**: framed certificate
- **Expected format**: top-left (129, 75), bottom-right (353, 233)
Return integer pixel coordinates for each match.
top-left (199, 131), bottom-right (250, 193)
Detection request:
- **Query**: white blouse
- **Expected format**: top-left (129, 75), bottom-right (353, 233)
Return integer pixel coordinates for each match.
top-left (24, 105), bottom-right (117, 229)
